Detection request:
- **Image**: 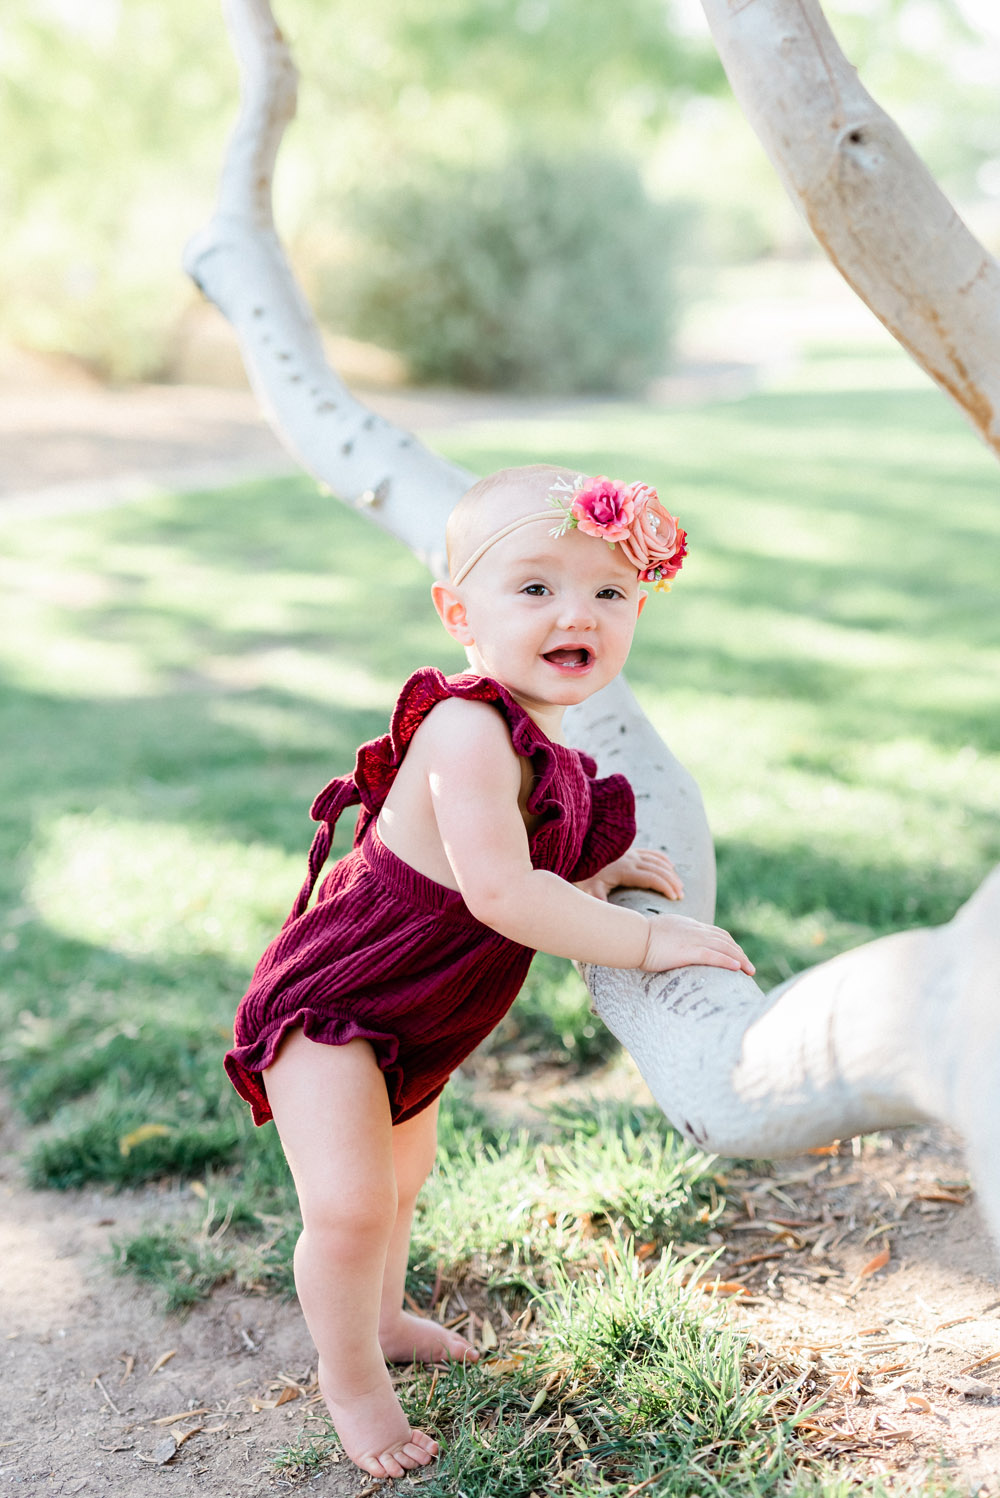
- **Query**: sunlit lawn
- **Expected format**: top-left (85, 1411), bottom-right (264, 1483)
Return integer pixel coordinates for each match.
top-left (0, 356), bottom-right (996, 1494)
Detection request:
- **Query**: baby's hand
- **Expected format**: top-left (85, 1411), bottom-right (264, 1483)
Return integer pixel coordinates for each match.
top-left (640, 913), bottom-right (755, 976)
top-left (576, 847), bottom-right (683, 903)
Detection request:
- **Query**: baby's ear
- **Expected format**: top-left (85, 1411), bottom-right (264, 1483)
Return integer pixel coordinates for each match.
top-left (636, 589), bottom-right (648, 617)
top-left (431, 580), bottom-right (475, 645)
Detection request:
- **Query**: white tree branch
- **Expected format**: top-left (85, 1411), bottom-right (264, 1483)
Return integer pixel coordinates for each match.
top-left (183, 0), bottom-right (468, 574)
top-left (190, 0), bottom-right (1000, 1243)
top-left (700, 0), bottom-right (1000, 456)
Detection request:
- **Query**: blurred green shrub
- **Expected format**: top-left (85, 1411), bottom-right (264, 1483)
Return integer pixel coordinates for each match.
top-left (321, 149), bottom-right (677, 392)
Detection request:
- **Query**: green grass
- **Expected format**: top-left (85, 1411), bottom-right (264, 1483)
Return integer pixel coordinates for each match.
top-left (271, 1221), bottom-right (968, 1496)
top-left (0, 356), bottom-right (996, 1494)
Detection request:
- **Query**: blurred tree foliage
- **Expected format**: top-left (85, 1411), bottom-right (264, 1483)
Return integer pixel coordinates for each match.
top-left (323, 149), bottom-right (678, 392)
top-left (2, 0), bottom-right (997, 383)
top-left (1, 2), bottom-right (238, 379)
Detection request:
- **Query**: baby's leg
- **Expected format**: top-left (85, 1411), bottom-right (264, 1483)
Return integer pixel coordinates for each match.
top-left (263, 1030), bottom-right (437, 1479)
top-left (378, 1098), bottom-right (479, 1366)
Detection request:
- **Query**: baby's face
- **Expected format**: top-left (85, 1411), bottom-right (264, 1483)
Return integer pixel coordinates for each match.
top-left (451, 498), bottom-right (645, 716)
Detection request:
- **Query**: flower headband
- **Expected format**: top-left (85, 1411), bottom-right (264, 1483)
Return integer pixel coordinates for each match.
top-left (451, 474), bottom-right (687, 591)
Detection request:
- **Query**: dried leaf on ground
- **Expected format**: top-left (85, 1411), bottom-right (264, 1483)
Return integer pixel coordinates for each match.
top-left (152, 1408), bottom-right (212, 1426)
top-left (562, 1413), bottom-right (588, 1453)
top-left (945, 1375), bottom-right (993, 1398)
top-left (480, 1317), bottom-right (498, 1350)
top-left (960, 1349), bottom-right (1000, 1374)
top-left (119, 1124), bottom-right (170, 1156)
top-left (250, 1384), bottom-right (300, 1411)
top-left (859, 1246), bottom-right (891, 1278)
top-left (140, 1436), bottom-right (178, 1466)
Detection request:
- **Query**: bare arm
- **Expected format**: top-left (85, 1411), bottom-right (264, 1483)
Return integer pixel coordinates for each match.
top-left (422, 701), bottom-right (752, 974)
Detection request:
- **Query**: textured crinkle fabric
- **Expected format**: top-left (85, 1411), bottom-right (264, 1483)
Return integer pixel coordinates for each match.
top-left (225, 669), bottom-right (636, 1126)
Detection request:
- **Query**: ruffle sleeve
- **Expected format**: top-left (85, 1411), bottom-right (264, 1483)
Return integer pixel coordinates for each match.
top-left (303, 667), bottom-right (569, 863)
top-left (348, 667), bottom-right (569, 838)
top-left (300, 668), bottom-right (635, 901)
top-left (567, 763), bottom-right (636, 883)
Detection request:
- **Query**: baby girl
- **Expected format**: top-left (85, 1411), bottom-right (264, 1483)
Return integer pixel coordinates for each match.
top-left (225, 462), bottom-right (754, 1477)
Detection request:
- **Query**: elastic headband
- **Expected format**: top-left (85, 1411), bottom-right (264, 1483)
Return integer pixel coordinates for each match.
top-left (451, 511), bottom-right (554, 585)
top-left (450, 476), bottom-right (687, 593)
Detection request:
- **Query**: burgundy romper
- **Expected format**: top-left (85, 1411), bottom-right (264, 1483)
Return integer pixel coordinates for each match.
top-left (225, 669), bottom-right (636, 1126)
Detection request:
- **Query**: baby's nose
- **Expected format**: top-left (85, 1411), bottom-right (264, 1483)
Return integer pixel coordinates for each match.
top-left (557, 593), bottom-right (597, 628)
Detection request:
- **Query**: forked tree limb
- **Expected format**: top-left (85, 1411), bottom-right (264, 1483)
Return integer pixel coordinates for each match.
top-left (183, 0), bottom-right (467, 575)
top-left (699, 0), bottom-right (1000, 455)
top-left (189, 0), bottom-right (1000, 1242)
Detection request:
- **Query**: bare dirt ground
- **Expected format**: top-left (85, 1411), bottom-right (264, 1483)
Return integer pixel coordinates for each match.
top-left (2, 345), bottom-right (1000, 1495)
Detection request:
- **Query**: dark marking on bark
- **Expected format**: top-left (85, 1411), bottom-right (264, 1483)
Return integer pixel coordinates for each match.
top-left (252, 306), bottom-right (264, 318)
top-left (658, 973), bottom-right (686, 999)
top-left (398, 436), bottom-right (413, 448)
top-left (277, 351), bottom-right (291, 361)
top-left (355, 477), bottom-right (393, 511)
top-left (341, 440), bottom-right (354, 456)
top-left (363, 416), bottom-right (375, 430)
top-left (316, 400), bottom-right (337, 413)
top-left (957, 259), bottom-right (992, 297)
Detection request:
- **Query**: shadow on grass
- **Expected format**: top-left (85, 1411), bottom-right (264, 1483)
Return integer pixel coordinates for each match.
top-left (1, 382), bottom-right (997, 1204)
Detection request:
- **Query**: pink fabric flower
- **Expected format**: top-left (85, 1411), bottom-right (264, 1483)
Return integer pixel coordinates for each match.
top-left (570, 478), bottom-right (636, 543)
top-left (617, 484), bottom-right (687, 582)
top-left (546, 472), bottom-right (687, 592)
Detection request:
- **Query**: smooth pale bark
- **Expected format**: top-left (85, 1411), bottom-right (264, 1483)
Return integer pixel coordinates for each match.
top-left (699, 0), bottom-right (1000, 457)
top-left (183, 0), bottom-right (466, 577)
top-left (190, 0), bottom-right (1000, 1240)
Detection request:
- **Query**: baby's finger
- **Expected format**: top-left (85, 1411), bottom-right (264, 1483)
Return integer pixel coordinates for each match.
top-left (713, 935), bottom-right (755, 975)
top-left (690, 924), bottom-right (752, 971)
top-left (633, 867), bottom-right (683, 899)
top-left (636, 848), bottom-right (680, 877)
top-left (634, 851), bottom-right (684, 900)
top-left (698, 945), bottom-right (755, 975)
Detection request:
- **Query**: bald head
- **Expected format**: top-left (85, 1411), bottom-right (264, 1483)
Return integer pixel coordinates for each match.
top-left (446, 464), bottom-right (582, 582)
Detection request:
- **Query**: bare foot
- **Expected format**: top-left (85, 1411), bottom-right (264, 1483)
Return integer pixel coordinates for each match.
top-left (319, 1358), bottom-right (439, 1479)
top-left (379, 1309), bottom-right (480, 1365)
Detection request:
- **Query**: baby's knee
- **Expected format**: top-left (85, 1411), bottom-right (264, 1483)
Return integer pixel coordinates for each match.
top-left (301, 1180), bottom-right (398, 1249)
top-left (396, 1152), bottom-right (436, 1210)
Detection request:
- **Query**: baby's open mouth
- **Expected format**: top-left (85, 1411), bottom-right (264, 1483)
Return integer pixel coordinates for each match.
top-left (543, 647), bottom-right (593, 670)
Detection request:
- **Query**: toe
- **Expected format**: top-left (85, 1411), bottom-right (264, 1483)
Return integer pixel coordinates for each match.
top-left (444, 1333), bottom-right (478, 1361)
top-left (409, 1429), bottom-right (439, 1456)
top-left (377, 1451), bottom-right (406, 1479)
top-left (399, 1440), bottom-right (436, 1468)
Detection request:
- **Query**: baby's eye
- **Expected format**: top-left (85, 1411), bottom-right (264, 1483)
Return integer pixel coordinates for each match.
top-left (521, 583), bottom-right (550, 596)
top-left (596, 587), bottom-right (626, 600)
